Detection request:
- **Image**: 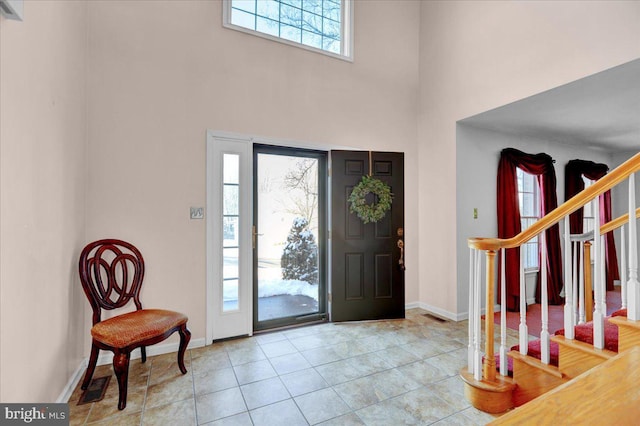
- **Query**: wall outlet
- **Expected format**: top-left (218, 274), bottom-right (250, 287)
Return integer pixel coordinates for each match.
top-left (190, 207), bottom-right (204, 220)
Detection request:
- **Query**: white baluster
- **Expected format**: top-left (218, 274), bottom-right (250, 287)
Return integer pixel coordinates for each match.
top-left (564, 218), bottom-right (574, 339)
top-left (499, 248), bottom-right (507, 376)
top-left (621, 224), bottom-right (627, 310)
top-left (628, 173), bottom-right (639, 321)
top-left (593, 196), bottom-right (604, 349)
top-left (540, 231), bottom-right (550, 364)
top-left (468, 248), bottom-right (475, 372)
top-left (572, 241), bottom-right (578, 326)
top-left (579, 241), bottom-right (585, 324)
top-left (473, 250), bottom-right (482, 381)
top-left (519, 244), bottom-right (528, 355)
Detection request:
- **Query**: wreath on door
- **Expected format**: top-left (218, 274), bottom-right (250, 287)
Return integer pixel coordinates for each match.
top-left (348, 174), bottom-right (393, 224)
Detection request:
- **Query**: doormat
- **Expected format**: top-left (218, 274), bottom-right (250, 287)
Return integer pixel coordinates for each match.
top-left (77, 376), bottom-right (111, 405)
top-left (423, 313), bottom-right (447, 322)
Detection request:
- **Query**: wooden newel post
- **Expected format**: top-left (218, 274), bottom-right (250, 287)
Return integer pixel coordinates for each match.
top-left (484, 249), bottom-right (497, 382)
top-left (584, 241), bottom-right (593, 323)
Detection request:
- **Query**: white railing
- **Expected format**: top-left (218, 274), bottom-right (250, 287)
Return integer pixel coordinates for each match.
top-left (466, 160), bottom-right (640, 384)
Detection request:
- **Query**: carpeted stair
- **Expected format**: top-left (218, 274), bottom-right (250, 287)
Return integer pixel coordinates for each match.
top-left (496, 308), bottom-right (627, 376)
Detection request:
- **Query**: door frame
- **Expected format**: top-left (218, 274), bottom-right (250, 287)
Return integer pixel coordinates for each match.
top-left (206, 131), bottom-right (335, 343)
top-left (252, 144), bottom-right (328, 331)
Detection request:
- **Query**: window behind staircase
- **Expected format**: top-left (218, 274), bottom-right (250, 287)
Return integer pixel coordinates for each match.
top-left (517, 167), bottom-right (540, 270)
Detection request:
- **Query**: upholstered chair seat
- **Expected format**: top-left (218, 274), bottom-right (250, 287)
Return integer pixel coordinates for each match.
top-left (91, 309), bottom-right (188, 349)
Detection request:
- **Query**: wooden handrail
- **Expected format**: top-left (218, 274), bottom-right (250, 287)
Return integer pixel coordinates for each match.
top-left (469, 152), bottom-right (640, 250)
top-left (567, 207), bottom-right (640, 243)
top-left (601, 207), bottom-right (640, 235)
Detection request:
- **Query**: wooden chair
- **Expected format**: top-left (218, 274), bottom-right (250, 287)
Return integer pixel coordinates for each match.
top-left (79, 239), bottom-right (191, 410)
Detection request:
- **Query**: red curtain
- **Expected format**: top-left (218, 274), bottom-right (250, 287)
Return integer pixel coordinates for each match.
top-left (565, 159), bottom-right (619, 290)
top-left (498, 148), bottom-right (564, 311)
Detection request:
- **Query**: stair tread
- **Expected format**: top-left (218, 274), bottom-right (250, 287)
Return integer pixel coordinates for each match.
top-left (507, 350), bottom-right (563, 378)
top-left (551, 335), bottom-right (617, 359)
top-left (555, 318), bottom-right (619, 352)
top-left (496, 314), bottom-right (628, 377)
top-left (511, 339), bottom-right (560, 366)
top-left (495, 339), bottom-right (559, 376)
top-left (460, 367), bottom-right (516, 391)
top-left (609, 315), bottom-right (640, 329)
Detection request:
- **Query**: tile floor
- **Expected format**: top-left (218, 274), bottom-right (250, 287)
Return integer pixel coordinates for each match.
top-left (69, 308), bottom-right (501, 425)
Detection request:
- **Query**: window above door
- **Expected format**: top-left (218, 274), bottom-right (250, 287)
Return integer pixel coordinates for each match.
top-left (222, 0), bottom-right (354, 61)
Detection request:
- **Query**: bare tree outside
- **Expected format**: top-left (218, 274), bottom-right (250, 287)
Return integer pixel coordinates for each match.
top-left (235, 0), bottom-right (342, 54)
top-left (281, 158), bottom-right (319, 228)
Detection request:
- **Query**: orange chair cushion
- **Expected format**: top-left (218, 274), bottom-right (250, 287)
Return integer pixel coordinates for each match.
top-left (91, 309), bottom-right (188, 348)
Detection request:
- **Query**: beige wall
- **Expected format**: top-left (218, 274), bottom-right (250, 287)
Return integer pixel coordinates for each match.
top-left (85, 0), bottom-right (420, 342)
top-left (0, 1), bottom-right (87, 402)
top-left (418, 0), bottom-right (640, 315)
top-left (2, 0), bottom-right (640, 402)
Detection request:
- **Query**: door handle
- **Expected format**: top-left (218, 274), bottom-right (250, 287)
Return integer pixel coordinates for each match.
top-left (252, 226), bottom-right (264, 249)
top-left (397, 239), bottom-right (405, 271)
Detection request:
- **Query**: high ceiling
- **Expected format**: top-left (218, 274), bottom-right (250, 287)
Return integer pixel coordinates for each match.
top-left (460, 59), bottom-right (640, 153)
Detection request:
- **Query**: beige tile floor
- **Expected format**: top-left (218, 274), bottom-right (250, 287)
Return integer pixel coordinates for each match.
top-left (68, 308), bottom-right (502, 425)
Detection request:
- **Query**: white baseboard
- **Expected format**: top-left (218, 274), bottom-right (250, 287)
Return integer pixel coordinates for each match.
top-left (446, 304), bottom-right (502, 322)
top-left (57, 359), bottom-right (88, 404)
top-left (406, 301), bottom-right (461, 321)
top-left (57, 337), bottom-right (205, 403)
top-left (404, 302), bottom-right (421, 310)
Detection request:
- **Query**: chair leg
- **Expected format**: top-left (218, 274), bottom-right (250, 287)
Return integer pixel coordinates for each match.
top-left (140, 346), bottom-right (147, 363)
top-left (81, 343), bottom-right (99, 390)
top-left (112, 351), bottom-right (131, 410)
top-left (177, 325), bottom-right (191, 374)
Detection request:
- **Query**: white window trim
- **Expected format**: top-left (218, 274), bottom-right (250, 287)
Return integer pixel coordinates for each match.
top-left (222, 0), bottom-right (354, 62)
top-left (518, 168), bottom-right (541, 272)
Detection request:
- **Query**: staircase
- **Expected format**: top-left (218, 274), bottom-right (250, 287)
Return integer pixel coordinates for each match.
top-left (461, 152), bottom-right (640, 414)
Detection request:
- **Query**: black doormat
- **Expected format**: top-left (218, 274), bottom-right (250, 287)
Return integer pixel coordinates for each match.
top-left (77, 376), bottom-right (111, 405)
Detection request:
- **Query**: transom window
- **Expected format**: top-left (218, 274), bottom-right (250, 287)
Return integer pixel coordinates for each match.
top-left (517, 168), bottom-right (540, 270)
top-left (223, 0), bottom-right (353, 60)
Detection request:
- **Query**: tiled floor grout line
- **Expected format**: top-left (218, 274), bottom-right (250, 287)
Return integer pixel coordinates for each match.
top-left (187, 351), bottom-right (199, 426)
top-left (248, 327), bottom-right (466, 425)
top-left (69, 312), bottom-right (497, 426)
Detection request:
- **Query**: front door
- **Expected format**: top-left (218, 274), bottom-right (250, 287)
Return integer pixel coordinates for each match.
top-left (330, 151), bottom-right (405, 322)
top-left (253, 144), bottom-right (328, 331)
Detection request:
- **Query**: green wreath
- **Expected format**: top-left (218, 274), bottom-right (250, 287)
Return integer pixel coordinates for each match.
top-left (348, 175), bottom-right (393, 224)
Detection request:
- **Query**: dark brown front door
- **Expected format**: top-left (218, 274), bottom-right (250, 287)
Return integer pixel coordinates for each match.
top-left (330, 151), bottom-right (405, 322)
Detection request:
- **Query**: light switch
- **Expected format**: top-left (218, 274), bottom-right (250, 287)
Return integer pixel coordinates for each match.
top-left (473, 208), bottom-right (478, 219)
top-left (190, 207), bottom-right (204, 220)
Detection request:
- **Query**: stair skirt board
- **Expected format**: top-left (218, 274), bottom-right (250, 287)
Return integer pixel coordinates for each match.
top-left (509, 351), bottom-right (567, 407)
